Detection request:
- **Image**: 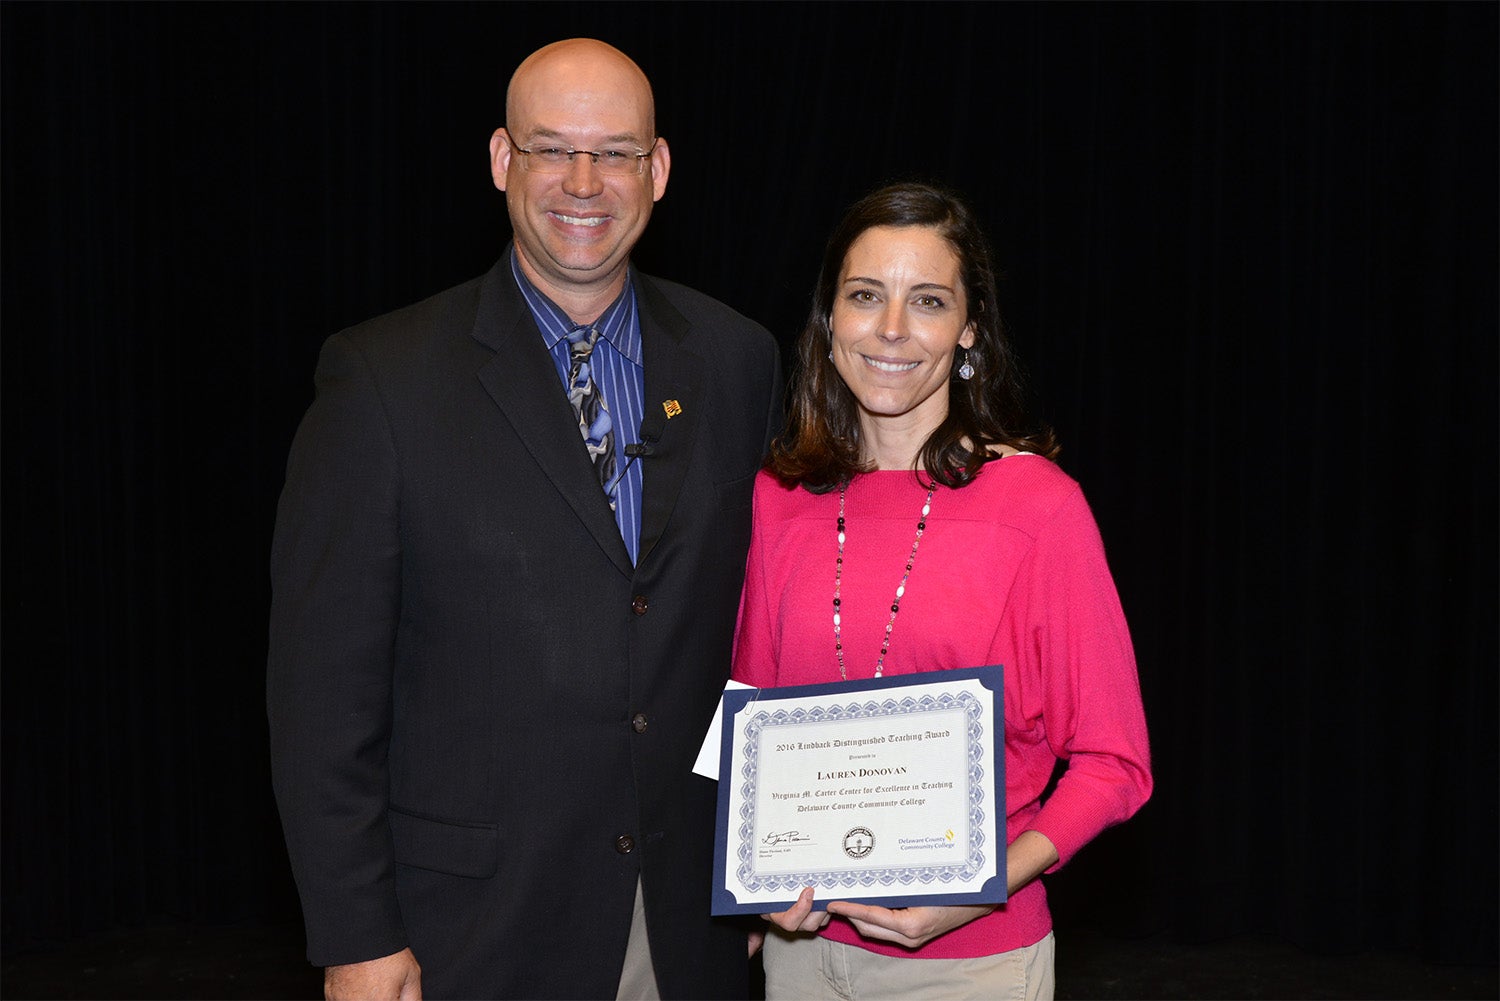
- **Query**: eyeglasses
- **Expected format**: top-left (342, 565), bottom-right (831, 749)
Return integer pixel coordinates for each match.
top-left (512, 138), bottom-right (659, 177)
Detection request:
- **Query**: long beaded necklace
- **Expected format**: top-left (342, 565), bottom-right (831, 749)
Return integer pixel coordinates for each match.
top-left (833, 482), bottom-right (936, 680)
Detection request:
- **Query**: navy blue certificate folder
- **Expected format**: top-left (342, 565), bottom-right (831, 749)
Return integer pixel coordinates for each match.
top-left (711, 665), bottom-right (1005, 915)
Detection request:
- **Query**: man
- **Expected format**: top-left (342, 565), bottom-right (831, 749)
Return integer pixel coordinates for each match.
top-left (267, 39), bottom-right (781, 1000)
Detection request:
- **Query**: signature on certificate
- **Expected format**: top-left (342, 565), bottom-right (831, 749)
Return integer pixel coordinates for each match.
top-left (761, 830), bottom-right (812, 847)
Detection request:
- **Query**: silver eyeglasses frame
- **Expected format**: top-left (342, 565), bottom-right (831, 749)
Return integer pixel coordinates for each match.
top-left (511, 138), bottom-right (660, 176)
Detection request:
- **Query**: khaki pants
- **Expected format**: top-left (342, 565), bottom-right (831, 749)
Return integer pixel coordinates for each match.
top-left (763, 930), bottom-right (1055, 1001)
top-left (614, 879), bottom-right (660, 1000)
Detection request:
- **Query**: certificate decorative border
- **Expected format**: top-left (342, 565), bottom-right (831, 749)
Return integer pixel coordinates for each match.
top-left (733, 691), bottom-right (988, 895)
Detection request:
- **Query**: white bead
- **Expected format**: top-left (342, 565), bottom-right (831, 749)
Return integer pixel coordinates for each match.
top-left (837, 531), bottom-right (845, 544)
top-left (833, 612), bottom-right (841, 626)
top-left (895, 584), bottom-right (905, 598)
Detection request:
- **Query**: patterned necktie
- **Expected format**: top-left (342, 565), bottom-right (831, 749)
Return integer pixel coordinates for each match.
top-left (564, 325), bottom-right (617, 510)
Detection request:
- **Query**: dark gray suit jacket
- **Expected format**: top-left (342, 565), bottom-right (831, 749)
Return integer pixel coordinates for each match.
top-left (267, 255), bottom-right (782, 999)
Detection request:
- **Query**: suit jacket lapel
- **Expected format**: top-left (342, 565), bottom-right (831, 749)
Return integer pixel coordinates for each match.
top-left (469, 260), bottom-right (634, 577)
top-left (635, 274), bottom-right (704, 567)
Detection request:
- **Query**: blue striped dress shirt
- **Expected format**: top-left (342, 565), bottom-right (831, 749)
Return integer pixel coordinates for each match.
top-left (510, 250), bottom-right (645, 565)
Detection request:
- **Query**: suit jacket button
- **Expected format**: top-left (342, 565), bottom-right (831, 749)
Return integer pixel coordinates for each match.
top-left (615, 834), bottom-right (636, 854)
top-left (631, 595), bottom-right (649, 616)
top-left (631, 713), bottom-right (648, 733)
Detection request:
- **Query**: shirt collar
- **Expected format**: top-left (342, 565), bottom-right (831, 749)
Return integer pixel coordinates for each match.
top-left (509, 247), bottom-right (642, 366)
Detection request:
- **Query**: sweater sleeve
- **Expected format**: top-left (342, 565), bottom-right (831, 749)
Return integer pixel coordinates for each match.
top-left (1017, 484), bottom-right (1153, 868)
top-left (730, 473), bottom-right (780, 688)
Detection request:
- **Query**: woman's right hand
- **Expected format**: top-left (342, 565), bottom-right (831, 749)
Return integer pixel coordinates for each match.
top-left (762, 886), bottom-right (834, 934)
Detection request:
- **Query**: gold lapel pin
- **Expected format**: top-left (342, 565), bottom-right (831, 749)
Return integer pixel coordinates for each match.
top-left (662, 399), bottom-right (683, 419)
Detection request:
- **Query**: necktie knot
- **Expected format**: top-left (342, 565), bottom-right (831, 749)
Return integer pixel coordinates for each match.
top-left (566, 324), bottom-right (600, 351)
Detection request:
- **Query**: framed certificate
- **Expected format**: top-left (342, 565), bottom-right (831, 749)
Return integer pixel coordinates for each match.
top-left (711, 666), bottom-right (1004, 915)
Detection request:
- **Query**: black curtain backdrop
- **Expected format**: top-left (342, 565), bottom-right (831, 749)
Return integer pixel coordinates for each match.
top-left (4, 0), bottom-right (1495, 971)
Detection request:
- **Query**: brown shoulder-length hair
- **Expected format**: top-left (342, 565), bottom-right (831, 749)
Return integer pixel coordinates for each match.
top-left (768, 182), bottom-right (1059, 493)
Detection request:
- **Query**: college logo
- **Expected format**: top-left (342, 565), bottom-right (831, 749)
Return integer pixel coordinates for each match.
top-left (842, 826), bottom-right (875, 859)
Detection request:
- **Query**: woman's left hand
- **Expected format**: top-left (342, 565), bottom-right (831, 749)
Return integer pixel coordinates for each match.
top-left (822, 902), bottom-right (994, 949)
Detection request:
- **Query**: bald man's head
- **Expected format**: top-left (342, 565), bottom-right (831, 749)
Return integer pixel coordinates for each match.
top-left (489, 39), bottom-right (670, 321)
top-left (506, 39), bottom-right (655, 141)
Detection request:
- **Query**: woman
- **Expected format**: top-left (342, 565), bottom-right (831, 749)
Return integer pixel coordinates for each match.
top-left (731, 183), bottom-right (1151, 1000)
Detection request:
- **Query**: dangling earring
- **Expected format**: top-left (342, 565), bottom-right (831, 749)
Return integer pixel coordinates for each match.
top-left (957, 347), bottom-right (975, 381)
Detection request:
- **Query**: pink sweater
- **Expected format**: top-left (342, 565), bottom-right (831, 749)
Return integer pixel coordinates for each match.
top-left (731, 456), bottom-right (1152, 959)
